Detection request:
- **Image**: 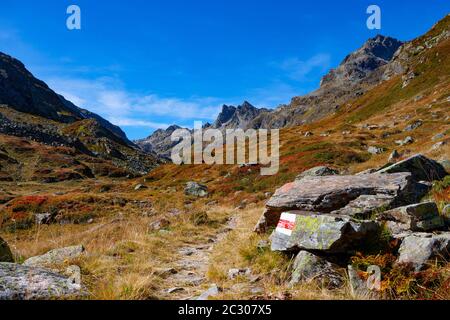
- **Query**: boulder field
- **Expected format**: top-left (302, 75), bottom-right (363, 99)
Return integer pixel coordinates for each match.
top-left (255, 154), bottom-right (449, 294)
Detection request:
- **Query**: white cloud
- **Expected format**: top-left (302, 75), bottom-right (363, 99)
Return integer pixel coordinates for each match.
top-left (46, 76), bottom-right (223, 129)
top-left (247, 81), bottom-right (301, 108)
top-left (279, 53), bottom-right (331, 81)
top-left (108, 117), bottom-right (170, 129)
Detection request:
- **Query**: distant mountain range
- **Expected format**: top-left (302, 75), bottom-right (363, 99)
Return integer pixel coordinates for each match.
top-left (136, 34), bottom-right (405, 157)
top-left (0, 14), bottom-right (448, 181)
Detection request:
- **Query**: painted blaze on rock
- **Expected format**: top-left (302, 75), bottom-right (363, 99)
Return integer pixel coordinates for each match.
top-left (271, 211), bottom-right (379, 253)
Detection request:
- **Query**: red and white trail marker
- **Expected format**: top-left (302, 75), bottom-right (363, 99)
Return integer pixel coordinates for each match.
top-left (276, 212), bottom-right (297, 236)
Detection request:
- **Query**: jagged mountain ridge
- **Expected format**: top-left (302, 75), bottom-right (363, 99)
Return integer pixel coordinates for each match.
top-left (137, 35), bottom-right (404, 156)
top-left (134, 101), bottom-right (270, 158)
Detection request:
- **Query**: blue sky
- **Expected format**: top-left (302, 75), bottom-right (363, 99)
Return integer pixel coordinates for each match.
top-left (0, 1), bottom-right (449, 139)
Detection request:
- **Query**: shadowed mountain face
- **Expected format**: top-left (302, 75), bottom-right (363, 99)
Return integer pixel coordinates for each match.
top-left (0, 52), bottom-right (158, 181)
top-left (211, 101), bottom-right (270, 130)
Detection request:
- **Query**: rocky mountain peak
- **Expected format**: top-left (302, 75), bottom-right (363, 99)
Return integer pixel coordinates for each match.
top-left (320, 35), bottom-right (403, 86)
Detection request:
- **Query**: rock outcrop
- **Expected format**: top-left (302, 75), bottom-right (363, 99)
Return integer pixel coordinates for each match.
top-left (255, 172), bottom-right (424, 233)
top-left (397, 233), bottom-right (450, 271)
top-left (290, 251), bottom-right (343, 288)
top-left (185, 182), bottom-right (209, 198)
top-left (256, 154), bottom-right (449, 289)
top-left (0, 263), bottom-right (83, 300)
top-left (23, 245), bottom-right (85, 267)
top-left (377, 154), bottom-right (448, 182)
top-left (271, 212), bottom-right (379, 253)
top-left (295, 166), bottom-right (339, 180)
top-left (379, 202), bottom-right (445, 236)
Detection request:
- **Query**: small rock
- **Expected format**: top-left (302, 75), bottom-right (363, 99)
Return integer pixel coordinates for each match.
top-left (167, 208), bottom-right (183, 217)
top-left (148, 218), bottom-right (171, 232)
top-left (443, 204), bottom-right (450, 226)
top-left (167, 287), bottom-right (185, 294)
top-left (249, 286), bottom-right (264, 295)
top-left (0, 237), bottom-right (13, 262)
top-left (388, 150), bottom-right (400, 163)
top-left (179, 247), bottom-right (196, 256)
top-left (257, 240), bottom-right (270, 250)
top-left (348, 265), bottom-right (379, 299)
top-left (397, 233), bottom-right (450, 271)
top-left (405, 120), bottom-right (423, 131)
top-left (196, 285), bottom-right (221, 300)
top-left (295, 166), bottom-right (339, 180)
top-left (34, 213), bottom-right (53, 225)
top-left (443, 204), bottom-right (450, 215)
top-left (368, 146), bottom-right (385, 155)
top-left (153, 268), bottom-right (178, 278)
top-left (395, 136), bottom-right (414, 146)
top-left (356, 168), bottom-right (378, 175)
top-left (439, 160), bottom-right (450, 172)
top-left (24, 245), bottom-right (85, 267)
top-left (432, 133), bottom-right (445, 141)
top-left (185, 182), bottom-right (208, 198)
top-left (304, 131), bottom-right (313, 137)
top-left (431, 141), bottom-right (446, 150)
top-left (290, 251), bottom-right (343, 289)
top-left (379, 202), bottom-right (445, 236)
top-left (228, 268), bottom-right (251, 280)
top-left (134, 184), bottom-right (148, 191)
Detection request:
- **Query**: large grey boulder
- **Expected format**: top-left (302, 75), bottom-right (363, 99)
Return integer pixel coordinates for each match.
top-left (0, 263), bottom-right (83, 300)
top-left (0, 237), bottom-right (13, 263)
top-left (290, 251), bottom-right (343, 288)
top-left (256, 172), bottom-right (423, 232)
top-left (377, 154), bottom-right (448, 182)
top-left (397, 233), bottom-right (450, 271)
top-left (379, 202), bottom-right (445, 236)
top-left (23, 245), bottom-right (85, 267)
top-left (295, 166), bottom-right (339, 180)
top-left (270, 212), bottom-right (379, 253)
top-left (185, 182), bottom-right (208, 198)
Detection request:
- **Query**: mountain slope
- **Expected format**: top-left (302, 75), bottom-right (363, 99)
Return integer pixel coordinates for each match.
top-left (141, 35), bottom-right (404, 156)
top-left (0, 52), bottom-right (159, 181)
top-left (249, 35), bottom-right (403, 129)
